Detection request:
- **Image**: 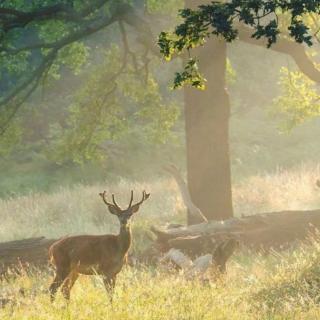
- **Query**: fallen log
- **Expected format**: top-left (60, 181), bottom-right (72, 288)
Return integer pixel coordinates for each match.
top-left (151, 210), bottom-right (320, 250)
top-left (0, 237), bottom-right (56, 276)
top-left (152, 165), bottom-right (320, 251)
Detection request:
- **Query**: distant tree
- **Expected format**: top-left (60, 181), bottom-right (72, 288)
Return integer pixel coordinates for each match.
top-left (159, 0), bottom-right (320, 223)
top-left (0, 1), bottom-right (181, 163)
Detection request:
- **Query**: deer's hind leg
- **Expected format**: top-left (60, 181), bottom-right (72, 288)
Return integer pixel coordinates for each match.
top-left (61, 270), bottom-right (79, 301)
top-left (103, 274), bottom-right (116, 302)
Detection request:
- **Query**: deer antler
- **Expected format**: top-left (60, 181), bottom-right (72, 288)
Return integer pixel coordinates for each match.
top-left (99, 191), bottom-right (110, 206)
top-left (99, 191), bottom-right (122, 210)
top-left (164, 164), bottom-right (208, 223)
top-left (131, 191), bottom-right (150, 208)
top-left (112, 194), bottom-right (122, 210)
top-left (126, 190), bottom-right (150, 213)
top-left (127, 190), bottom-right (134, 209)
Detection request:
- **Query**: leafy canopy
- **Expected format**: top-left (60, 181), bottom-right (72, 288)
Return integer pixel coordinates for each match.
top-left (0, 0), bottom-right (182, 163)
top-left (158, 0), bottom-right (320, 89)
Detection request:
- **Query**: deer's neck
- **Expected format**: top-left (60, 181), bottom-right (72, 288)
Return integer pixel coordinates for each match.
top-left (117, 224), bottom-right (132, 255)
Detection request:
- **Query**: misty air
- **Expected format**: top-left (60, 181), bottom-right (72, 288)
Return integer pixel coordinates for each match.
top-left (0, 1), bottom-right (320, 319)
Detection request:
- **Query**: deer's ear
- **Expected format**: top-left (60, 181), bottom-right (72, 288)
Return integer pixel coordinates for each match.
top-left (107, 205), bottom-right (120, 216)
top-left (130, 204), bottom-right (140, 214)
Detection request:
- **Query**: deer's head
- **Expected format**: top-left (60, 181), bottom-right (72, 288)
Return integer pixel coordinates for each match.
top-left (99, 191), bottom-right (150, 226)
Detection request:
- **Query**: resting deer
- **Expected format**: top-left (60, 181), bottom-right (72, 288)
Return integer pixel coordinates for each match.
top-left (48, 190), bottom-right (150, 301)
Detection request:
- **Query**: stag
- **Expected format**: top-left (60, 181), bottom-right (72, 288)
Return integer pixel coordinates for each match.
top-left (48, 190), bottom-right (150, 301)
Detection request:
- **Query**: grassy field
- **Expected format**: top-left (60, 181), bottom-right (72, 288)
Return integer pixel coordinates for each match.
top-left (1, 164), bottom-right (320, 319)
top-left (1, 240), bottom-right (320, 319)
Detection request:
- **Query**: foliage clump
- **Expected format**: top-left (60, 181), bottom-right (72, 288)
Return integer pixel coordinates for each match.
top-left (272, 66), bottom-right (320, 131)
top-left (159, 0), bottom-right (320, 89)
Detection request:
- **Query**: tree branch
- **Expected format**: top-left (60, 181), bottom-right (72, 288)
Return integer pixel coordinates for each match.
top-left (164, 164), bottom-right (208, 223)
top-left (0, 51), bottom-right (55, 135)
top-left (0, 6), bottom-right (127, 130)
top-left (0, 3), bottom-right (158, 135)
top-left (238, 25), bottom-right (320, 83)
top-left (0, 1), bottom-right (110, 32)
top-left (121, 8), bottom-right (160, 57)
top-left (0, 49), bottom-right (58, 109)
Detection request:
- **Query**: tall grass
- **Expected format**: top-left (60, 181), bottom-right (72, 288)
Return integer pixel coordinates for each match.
top-left (1, 163), bottom-right (319, 242)
top-left (0, 178), bottom-right (184, 243)
top-left (1, 164), bottom-right (320, 319)
top-left (1, 240), bottom-right (320, 319)
top-left (233, 163), bottom-right (320, 215)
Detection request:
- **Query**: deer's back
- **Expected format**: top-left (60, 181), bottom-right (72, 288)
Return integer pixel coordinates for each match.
top-left (49, 234), bottom-right (121, 271)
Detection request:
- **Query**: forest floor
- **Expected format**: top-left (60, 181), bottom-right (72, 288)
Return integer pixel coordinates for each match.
top-left (1, 164), bottom-right (320, 319)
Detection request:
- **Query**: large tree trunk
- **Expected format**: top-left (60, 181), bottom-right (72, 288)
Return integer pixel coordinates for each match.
top-left (184, 0), bottom-right (233, 224)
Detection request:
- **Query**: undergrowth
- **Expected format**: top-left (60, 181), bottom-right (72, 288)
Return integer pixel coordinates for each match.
top-left (2, 239), bottom-right (320, 319)
top-left (1, 165), bottom-right (320, 318)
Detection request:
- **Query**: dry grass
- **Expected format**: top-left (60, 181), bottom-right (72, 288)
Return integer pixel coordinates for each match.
top-left (1, 163), bottom-right (319, 242)
top-left (233, 163), bottom-right (320, 215)
top-left (0, 178), bottom-right (184, 242)
top-left (1, 241), bottom-right (320, 319)
top-left (1, 164), bottom-right (320, 319)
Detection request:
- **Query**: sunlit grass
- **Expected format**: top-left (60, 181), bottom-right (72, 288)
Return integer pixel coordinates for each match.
top-left (2, 240), bottom-right (320, 319)
top-left (233, 163), bottom-right (320, 215)
top-left (1, 164), bottom-right (320, 318)
top-left (0, 266), bottom-right (247, 320)
top-left (0, 178), bottom-right (185, 244)
top-left (1, 163), bottom-right (320, 242)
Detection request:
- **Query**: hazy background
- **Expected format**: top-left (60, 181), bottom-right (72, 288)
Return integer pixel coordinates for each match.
top-left (1, 3), bottom-right (320, 319)
top-left (1, 38), bottom-right (319, 198)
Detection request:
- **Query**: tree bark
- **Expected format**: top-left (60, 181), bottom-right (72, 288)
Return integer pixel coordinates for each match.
top-left (184, 1), bottom-right (233, 224)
